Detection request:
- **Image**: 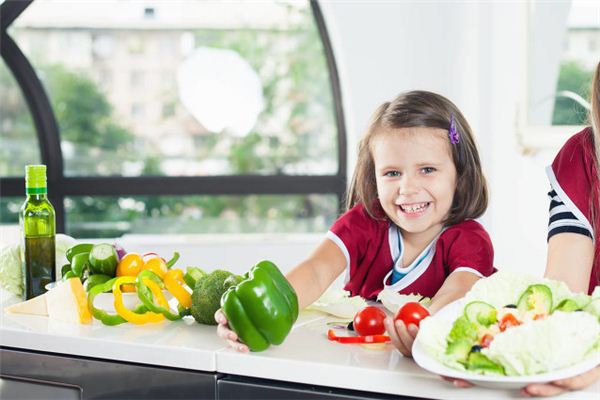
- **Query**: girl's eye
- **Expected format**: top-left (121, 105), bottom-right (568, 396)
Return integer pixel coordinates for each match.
top-left (421, 167), bottom-right (436, 174)
top-left (384, 171), bottom-right (400, 177)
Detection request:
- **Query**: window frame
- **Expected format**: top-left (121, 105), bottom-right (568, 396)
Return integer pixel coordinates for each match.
top-left (516, 1), bottom-right (589, 152)
top-left (0, 0), bottom-right (347, 233)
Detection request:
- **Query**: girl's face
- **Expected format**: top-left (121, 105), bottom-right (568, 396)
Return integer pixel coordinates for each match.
top-left (373, 127), bottom-right (457, 242)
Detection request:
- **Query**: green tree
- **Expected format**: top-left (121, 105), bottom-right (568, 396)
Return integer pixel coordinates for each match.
top-left (552, 61), bottom-right (593, 125)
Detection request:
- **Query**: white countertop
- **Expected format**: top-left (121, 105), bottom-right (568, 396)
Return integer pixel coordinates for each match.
top-left (1, 304), bottom-right (599, 400)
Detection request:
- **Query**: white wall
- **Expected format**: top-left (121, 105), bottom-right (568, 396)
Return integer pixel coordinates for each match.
top-left (321, 1), bottom-right (563, 277)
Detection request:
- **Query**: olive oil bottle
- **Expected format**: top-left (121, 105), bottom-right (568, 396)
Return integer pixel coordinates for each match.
top-left (20, 165), bottom-right (56, 299)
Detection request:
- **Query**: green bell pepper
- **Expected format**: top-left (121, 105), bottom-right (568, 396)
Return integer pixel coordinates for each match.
top-left (88, 277), bottom-right (148, 326)
top-left (135, 270), bottom-right (181, 321)
top-left (220, 260), bottom-right (299, 352)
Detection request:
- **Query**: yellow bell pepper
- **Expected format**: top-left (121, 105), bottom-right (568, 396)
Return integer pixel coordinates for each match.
top-left (113, 276), bottom-right (164, 324)
top-left (164, 269), bottom-right (192, 309)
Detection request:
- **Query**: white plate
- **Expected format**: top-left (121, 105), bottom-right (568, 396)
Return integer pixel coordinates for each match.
top-left (412, 300), bottom-right (600, 389)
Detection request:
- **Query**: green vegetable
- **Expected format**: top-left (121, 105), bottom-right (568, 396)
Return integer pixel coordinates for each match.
top-left (84, 273), bottom-right (111, 292)
top-left (517, 284), bottom-right (553, 314)
top-left (466, 352), bottom-right (505, 374)
top-left (60, 264), bottom-right (72, 279)
top-left (135, 270), bottom-right (181, 321)
top-left (553, 298), bottom-right (579, 312)
top-left (445, 339), bottom-right (472, 364)
top-left (62, 270), bottom-right (77, 280)
top-left (88, 277), bottom-right (148, 326)
top-left (191, 269), bottom-right (238, 325)
top-left (464, 301), bottom-right (497, 327)
top-left (184, 267), bottom-right (206, 289)
top-left (88, 243), bottom-right (118, 276)
top-left (66, 243), bottom-right (94, 262)
top-left (447, 315), bottom-right (478, 344)
top-left (70, 252), bottom-right (90, 278)
top-left (220, 260), bottom-right (299, 352)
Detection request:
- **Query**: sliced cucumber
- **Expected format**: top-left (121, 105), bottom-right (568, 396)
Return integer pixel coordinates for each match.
top-left (517, 284), bottom-right (553, 314)
top-left (88, 243), bottom-right (119, 276)
top-left (464, 301), bottom-right (497, 327)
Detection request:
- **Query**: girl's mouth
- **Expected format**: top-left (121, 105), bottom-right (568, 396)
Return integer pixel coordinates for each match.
top-left (398, 202), bottom-right (430, 215)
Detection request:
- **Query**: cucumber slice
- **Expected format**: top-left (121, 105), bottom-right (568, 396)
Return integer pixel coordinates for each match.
top-left (464, 301), bottom-right (497, 327)
top-left (88, 243), bottom-right (119, 276)
top-left (517, 284), bottom-right (553, 314)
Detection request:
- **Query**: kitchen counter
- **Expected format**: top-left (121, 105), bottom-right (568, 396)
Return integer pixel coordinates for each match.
top-left (1, 303), bottom-right (599, 399)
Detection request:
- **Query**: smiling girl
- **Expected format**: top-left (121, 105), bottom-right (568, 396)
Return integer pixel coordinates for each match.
top-left (216, 91), bottom-right (496, 356)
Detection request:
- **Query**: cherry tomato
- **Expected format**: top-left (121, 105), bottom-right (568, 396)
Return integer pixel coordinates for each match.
top-left (353, 306), bottom-right (387, 336)
top-left (480, 333), bottom-right (494, 348)
top-left (394, 302), bottom-right (430, 327)
top-left (498, 313), bottom-right (521, 332)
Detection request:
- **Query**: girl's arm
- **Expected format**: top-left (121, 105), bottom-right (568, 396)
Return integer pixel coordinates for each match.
top-left (285, 239), bottom-right (347, 309)
top-left (545, 232), bottom-right (594, 293)
top-left (428, 270), bottom-right (481, 314)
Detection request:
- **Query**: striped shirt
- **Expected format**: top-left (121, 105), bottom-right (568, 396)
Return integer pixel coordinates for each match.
top-left (547, 189), bottom-right (593, 241)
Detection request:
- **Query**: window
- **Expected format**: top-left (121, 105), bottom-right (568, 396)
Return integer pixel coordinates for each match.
top-left (0, 59), bottom-right (39, 176)
top-left (519, 0), bottom-right (599, 149)
top-left (0, 0), bottom-right (346, 238)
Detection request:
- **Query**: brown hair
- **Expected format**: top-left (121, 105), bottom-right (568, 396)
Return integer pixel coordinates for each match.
top-left (591, 62), bottom-right (600, 187)
top-left (346, 90), bottom-right (488, 227)
top-left (589, 62), bottom-right (600, 287)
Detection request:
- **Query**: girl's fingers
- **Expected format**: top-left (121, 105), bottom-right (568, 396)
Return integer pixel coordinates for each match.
top-left (441, 376), bottom-right (473, 388)
top-left (214, 309), bottom-right (227, 325)
top-left (384, 317), bottom-right (410, 356)
top-left (227, 340), bottom-right (249, 353)
top-left (395, 319), bottom-right (414, 357)
top-left (522, 384), bottom-right (566, 397)
top-left (552, 365), bottom-right (600, 390)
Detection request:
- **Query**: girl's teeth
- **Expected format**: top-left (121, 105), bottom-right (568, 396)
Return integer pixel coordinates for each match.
top-left (401, 202), bottom-right (427, 212)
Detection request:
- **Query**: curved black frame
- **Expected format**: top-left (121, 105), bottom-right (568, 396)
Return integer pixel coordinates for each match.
top-left (0, 0), bottom-right (346, 234)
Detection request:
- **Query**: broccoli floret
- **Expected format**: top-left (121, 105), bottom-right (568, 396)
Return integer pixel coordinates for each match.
top-left (191, 269), bottom-right (239, 325)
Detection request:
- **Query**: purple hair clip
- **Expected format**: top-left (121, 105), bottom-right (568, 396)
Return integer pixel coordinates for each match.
top-left (449, 115), bottom-right (459, 145)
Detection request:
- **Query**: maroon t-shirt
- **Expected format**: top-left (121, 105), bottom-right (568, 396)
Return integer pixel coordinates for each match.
top-left (548, 127), bottom-right (600, 294)
top-left (326, 203), bottom-right (496, 300)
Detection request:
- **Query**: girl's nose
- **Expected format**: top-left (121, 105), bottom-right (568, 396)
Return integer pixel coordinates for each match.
top-left (398, 174), bottom-right (421, 195)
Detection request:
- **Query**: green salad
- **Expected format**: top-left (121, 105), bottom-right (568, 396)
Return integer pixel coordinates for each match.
top-left (418, 271), bottom-right (600, 376)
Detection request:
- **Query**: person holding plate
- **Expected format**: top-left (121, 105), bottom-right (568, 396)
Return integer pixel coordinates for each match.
top-left (449, 61), bottom-right (600, 397)
top-left (521, 61), bottom-right (600, 397)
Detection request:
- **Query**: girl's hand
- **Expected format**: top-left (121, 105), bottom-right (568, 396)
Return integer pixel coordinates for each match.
top-left (384, 316), bottom-right (418, 357)
top-left (441, 377), bottom-right (473, 388)
top-left (521, 365), bottom-right (600, 397)
top-left (214, 309), bottom-right (249, 353)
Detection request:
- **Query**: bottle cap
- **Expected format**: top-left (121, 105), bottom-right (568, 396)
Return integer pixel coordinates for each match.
top-left (25, 165), bottom-right (47, 194)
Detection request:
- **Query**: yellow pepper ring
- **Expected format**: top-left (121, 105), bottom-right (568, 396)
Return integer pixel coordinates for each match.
top-left (113, 276), bottom-right (165, 324)
top-left (164, 269), bottom-right (192, 309)
top-left (141, 277), bottom-right (170, 309)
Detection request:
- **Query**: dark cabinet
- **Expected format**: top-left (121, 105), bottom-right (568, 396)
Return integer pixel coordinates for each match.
top-left (0, 347), bottom-right (218, 400)
top-left (217, 375), bottom-right (420, 400)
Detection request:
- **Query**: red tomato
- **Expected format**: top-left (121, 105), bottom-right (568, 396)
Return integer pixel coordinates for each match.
top-left (480, 333), bottom-right (494, 348)
top-left (353, 306), bottom-right (387, 336)
top-left (498, 313), bottom-right (521, 332)
top-left (394, 302), bottom-right (430, 328)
